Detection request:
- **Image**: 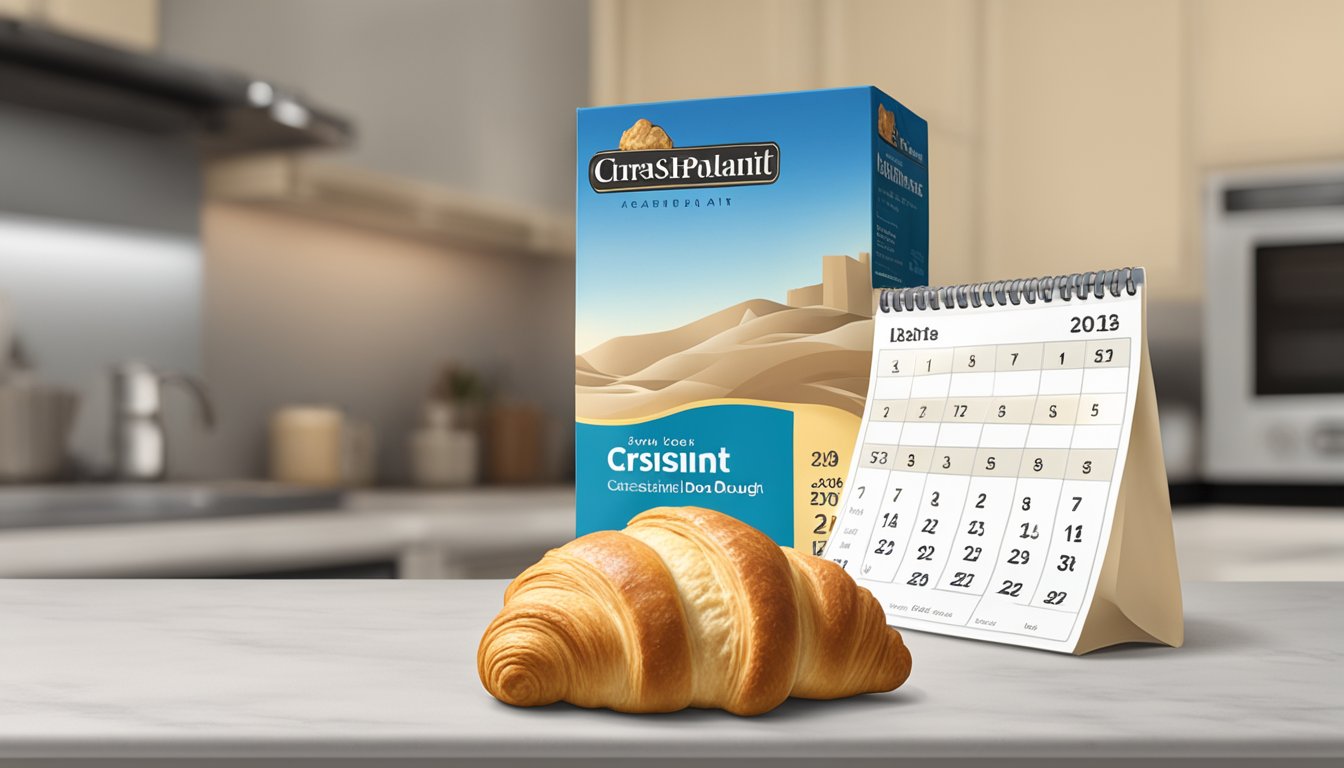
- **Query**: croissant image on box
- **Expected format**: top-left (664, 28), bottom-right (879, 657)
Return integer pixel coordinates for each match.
top-left (618, 117), bottom-right (673, 150)
top-left (478, 506), bottom-right (912, 716)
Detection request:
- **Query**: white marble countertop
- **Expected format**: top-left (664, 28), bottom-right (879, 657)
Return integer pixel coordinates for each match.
top-left (0, 580), bottom-right (1337, 766)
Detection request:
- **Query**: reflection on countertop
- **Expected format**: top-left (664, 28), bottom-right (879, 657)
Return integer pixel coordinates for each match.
top-left (0, 482), bottom-right (343, 529)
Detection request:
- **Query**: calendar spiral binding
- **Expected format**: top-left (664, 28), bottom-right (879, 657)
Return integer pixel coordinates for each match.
top-left (878, 267), bottom-right (1144, 313)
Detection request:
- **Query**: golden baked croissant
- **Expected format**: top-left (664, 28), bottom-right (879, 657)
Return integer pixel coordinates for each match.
top-left (478, 506), bottom-right (911, 715)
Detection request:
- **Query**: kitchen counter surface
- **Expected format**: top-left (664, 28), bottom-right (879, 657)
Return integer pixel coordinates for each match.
top-left (0, 580), bottom-right (1338, 766)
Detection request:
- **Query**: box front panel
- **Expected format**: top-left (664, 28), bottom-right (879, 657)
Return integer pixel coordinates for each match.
top-left (576, 88), bottom-right (926, 551)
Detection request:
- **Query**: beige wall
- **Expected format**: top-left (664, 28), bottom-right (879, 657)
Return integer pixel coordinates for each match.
top-left (156, 0), bottom-right (589, 481)
top-left (592, 0), bottom-right (1344, 301)
top-left (184, 204), bottom-right (574, 482)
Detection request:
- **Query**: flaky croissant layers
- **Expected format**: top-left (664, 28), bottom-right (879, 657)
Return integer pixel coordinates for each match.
top-left (478, 506), bottom-right (912, 715)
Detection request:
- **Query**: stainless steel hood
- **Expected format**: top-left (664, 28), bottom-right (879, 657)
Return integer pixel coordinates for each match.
top-left (0, 18), bottom-right (352, 156)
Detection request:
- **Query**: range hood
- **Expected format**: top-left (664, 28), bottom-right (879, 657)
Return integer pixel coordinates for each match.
top-left (0, 18), bottom-right (351, 155)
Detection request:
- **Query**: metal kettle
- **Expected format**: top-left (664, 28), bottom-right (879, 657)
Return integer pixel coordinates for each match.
top-left (111, 362), bottom-right (214, 481)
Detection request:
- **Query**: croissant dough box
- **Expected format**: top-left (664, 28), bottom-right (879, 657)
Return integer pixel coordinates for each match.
top-left (479, 506), bottom-right (912, 715)
top-left (577, 87), bottom-right (929, 553)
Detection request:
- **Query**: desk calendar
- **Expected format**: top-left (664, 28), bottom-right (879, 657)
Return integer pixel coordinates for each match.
top-left (825, 268), bottom-right (1183, 654)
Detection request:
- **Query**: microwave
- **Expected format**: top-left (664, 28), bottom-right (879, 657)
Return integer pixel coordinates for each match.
top-left (1204, 165), bottom-right (1344, 484)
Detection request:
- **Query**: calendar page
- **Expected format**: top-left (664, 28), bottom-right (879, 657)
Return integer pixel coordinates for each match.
top-left (825, 277), bottom-right (1144, 653)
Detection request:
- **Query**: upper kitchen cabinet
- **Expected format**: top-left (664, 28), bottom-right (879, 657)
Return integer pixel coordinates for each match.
top-left (591, 1), bottom-right (1192, 295)
top-left (1189, 0), bottom-right (1344, 167)
top-left (979, 0), bottom-right (1187, 298)
top-left (813, 0), bottom-right (982, 287)
top-left (814, 0), bottom-right (980, 138)
top-left (0, 0), bottom-right (158, 51)
top-left (34, 0), bottom-right (158, 50)
top-left (590, 0), bottom-right (823, 104)
top-left (591, 0), bottom-right (984, 286)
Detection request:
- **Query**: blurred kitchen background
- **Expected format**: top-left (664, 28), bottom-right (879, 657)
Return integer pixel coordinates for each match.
top-left (0, 0), bottom-right (1339, 580)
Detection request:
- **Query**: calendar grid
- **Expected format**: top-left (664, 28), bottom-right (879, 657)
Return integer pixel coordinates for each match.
top-left (1050, 347), bottom-right (1133, 641)
top-left (859, 468), bottom-right (921, 580)
top-left (959, 349), bottom-right (1043, 618)
top-left (1027, 381), bottom-right (1083, 609)
top-left (854, 380), bottom-right (908, 581)
top-left (1022, 352), bottom-right (1083, 611)
top-left (935, 352), bottom-right (1026, 605)
top-left (889, 351), bottom-right (959, 590)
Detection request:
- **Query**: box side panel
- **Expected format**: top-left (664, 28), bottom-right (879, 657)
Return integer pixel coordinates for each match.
top-left (870, 87), bottom-right (930, 287)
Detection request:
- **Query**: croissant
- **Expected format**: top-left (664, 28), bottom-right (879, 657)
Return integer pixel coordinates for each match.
top-left (478, 506), bottom-right (911, 715)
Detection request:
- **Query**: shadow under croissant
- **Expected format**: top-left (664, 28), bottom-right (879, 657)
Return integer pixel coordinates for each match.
top-left (481, 686), bottom-right (927, 721)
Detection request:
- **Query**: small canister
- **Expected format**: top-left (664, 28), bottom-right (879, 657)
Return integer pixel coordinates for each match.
top-left (269, 406), bottom-right (344, 486)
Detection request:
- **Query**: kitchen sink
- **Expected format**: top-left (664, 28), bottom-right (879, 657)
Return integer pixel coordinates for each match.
top-left (0, 482), bottom-right (345, 530)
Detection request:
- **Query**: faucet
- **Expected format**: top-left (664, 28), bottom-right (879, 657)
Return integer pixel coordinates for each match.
top-left (111, 362), bottom-right (214, 481)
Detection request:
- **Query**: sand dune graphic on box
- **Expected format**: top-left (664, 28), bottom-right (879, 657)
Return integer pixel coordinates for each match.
top-left (578, 254), bottom-right (877, 420)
